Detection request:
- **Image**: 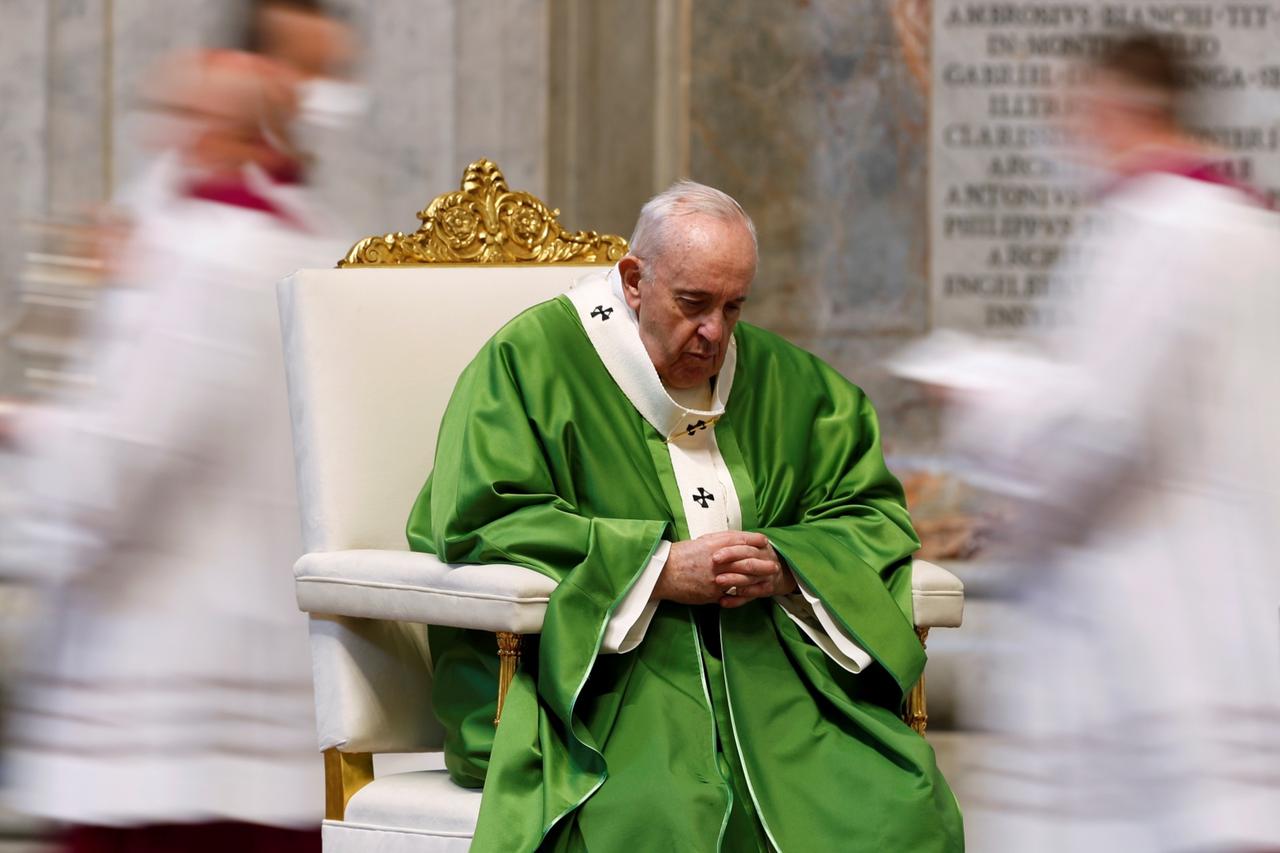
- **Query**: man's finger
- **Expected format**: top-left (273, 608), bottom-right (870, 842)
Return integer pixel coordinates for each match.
top-left (711, 544), bottom-right (766, 565)
top-left (699, 530), bottom-right (769, 549)
top-left (719, 579), bottom-right (772, 607)
top-left (736, 579), bottom-right (773, 597)
top-left (713, 572), bottom-right (755, 588)
top-left (695, 531), bottom-right (740, 547)
top-left (714, 558), bottom-right (778, 580)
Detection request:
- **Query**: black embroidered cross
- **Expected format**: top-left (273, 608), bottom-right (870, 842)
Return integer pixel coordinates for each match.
top-left (685, 420), bottom-right (708, 436)
top-left (591, 305), bottom-right (614, 321)
top-left (691, 488), bottom-right (715, 508)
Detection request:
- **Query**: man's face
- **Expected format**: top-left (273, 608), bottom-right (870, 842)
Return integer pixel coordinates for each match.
top-left (1065, 70), bottom-right (1166, 169)
top-left (619, 216), bottom-right (756, 390)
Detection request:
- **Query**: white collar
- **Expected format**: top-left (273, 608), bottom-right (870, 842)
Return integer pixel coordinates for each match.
top-left (566, 265), bottom-right (737, 442)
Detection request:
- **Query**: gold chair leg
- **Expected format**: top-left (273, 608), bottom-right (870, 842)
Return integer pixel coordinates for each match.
top-left (323, 748), bottom-right (374, 821)
top-left (905, 627), bottom-right (930, 736)
top-left (494, 631), bottom-right (523, 725)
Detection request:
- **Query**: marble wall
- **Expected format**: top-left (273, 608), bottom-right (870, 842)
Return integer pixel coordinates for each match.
top-left (546, 0), bottom-right (688, 240)
top-left (688, 0), bottom-right (937, 457)
top-left (2, 0), bottom-right (938, 455)
top-left (319, 0), bottom-right (550, 237)
top-left (0, 0), bottom-right (550, 246)
top-left (0, 0), bottom-right (555, 395)
top-left (544, 0), bottom-right (939, 459)
top-left (48, 0), bottom-right (110, 211)
top-left (0, 1), bottom-right (49, 326)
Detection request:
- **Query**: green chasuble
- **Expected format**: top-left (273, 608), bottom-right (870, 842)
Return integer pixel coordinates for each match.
top-left (407, 267), bottom-right (963, 852)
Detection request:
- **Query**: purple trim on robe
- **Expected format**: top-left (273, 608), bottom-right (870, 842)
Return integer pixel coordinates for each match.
top-left (1103, 156), bottom-right (1273, 209)
top-left (185, 163), bottom-right (306, 228)
top-left (1176, 161), bottom-right (1272, 208)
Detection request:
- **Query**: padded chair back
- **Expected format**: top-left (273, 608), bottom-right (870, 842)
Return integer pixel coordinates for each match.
top-left (277, 266), bottom-right (578, 553)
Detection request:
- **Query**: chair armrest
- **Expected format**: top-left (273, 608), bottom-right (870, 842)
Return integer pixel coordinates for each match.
top-left (294, 550), bottom-right (556, 635)
top-left (295, 550), bottom-right (961, 634)
top-left (911, 560), bottom-right (964, 629)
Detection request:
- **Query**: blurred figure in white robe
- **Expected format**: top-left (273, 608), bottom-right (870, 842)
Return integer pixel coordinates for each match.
top-left (0, 3), bottom-right (352, 851)
top-left (893, 33), bottom-right (1280, 853)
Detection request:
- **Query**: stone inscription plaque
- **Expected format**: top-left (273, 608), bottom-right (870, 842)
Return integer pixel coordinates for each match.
top-left (930, 2), bottom-right (1280, 334)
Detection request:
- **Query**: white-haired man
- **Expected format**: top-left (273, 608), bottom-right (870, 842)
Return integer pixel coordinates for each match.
top-left (408, 182), bottom-right (963, 852)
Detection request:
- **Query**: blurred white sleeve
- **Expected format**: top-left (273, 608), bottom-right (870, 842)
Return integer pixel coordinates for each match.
top-left (7, 275), bottom-right (253, 583)
top-left (945, 197), bottom-right (1218, 539)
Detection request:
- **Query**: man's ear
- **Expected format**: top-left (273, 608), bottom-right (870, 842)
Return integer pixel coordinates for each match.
top-left (618, 255), bottom-right (644, 312)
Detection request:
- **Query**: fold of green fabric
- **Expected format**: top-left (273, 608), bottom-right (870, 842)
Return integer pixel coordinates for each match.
top-left (728, 365), bottom-right (924, 695)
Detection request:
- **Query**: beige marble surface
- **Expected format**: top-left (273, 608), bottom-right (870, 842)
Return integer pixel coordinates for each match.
top-left (301, 0), bottom-right (550, 242)
top-left (6, 0), bottom-right (550, 241)
top-left (692, 0), bottom-right (928, 338)
top-left (689, 0), bottom-right (936, 456)
top-left (547, 0), bottom-right (672, 239)
top-left (0, 0), bottom-right (48, 391)
top-left (4, 0), bottom-right (940, 448)
top-left (313, 0), bottom-right (461, 238)
top-left (0, 2), bottom-right (49, 221)
top-left (454, 0), bottom-right (549, 197)
top-left (47, 0), bottom-right (107, 211)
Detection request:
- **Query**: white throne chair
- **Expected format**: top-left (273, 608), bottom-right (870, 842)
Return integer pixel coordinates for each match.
top-left (277, 160), bottom-right (964, 852)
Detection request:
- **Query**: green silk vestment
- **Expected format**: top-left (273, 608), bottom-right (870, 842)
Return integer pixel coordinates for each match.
top-left (407, 269), bottom-right (963, 852)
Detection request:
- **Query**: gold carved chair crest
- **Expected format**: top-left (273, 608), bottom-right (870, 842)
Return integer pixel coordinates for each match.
top-left (338, 158), bottom-right (627, 267)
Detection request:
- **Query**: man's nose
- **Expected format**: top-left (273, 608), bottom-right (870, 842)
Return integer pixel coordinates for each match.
top-left (699, 316), bottom-right (724, 344)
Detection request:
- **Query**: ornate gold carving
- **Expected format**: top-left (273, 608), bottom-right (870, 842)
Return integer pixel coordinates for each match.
top-left (905, 627), bottom-right (930, 736)
top-left (494, 631), bottom-right (524, 726)
top-left (323, 748), bottom-right (374, 821)
top-left (339, 159), bottom-right (628, 266)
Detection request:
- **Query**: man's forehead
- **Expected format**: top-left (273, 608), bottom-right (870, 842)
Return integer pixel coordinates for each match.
top-left (661, 247), bottom-right (754, 293)
top-left (670, 281), bottom-right (749, 300)
top-left (658, 215), bottom-right (754, 256)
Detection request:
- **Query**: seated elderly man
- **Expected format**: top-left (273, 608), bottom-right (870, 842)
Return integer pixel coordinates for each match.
top-left (407, 182), bottom-right (963, 852)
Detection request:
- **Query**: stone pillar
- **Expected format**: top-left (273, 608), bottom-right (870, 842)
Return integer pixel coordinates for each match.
top-left (687, 0), bottom-right (934, 452)
top-left (47, 0), bottom-right (109, 211)
top-left (547, 0), bottom-right (692, 237)
top-left (454, 0), bottom-right (549, 197)
top-left (0, 1), bottom-right (49, 393)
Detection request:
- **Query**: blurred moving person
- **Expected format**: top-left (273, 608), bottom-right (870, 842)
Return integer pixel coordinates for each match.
top-left (1, 3), bottom-right (351, 851)
top-left (895, 33), bottom-right (1280, 853)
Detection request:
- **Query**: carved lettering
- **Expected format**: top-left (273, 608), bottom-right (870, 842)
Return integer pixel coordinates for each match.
top-left (932, 1), bottom-right (1279, 331)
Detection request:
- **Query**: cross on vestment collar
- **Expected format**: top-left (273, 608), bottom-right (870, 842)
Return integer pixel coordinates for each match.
top-left (566, 269), bottom-right (737, 441)
top-left (692, 487), bottom-right (715, 508)
top-left (685, 419), bottom-right (708, 436)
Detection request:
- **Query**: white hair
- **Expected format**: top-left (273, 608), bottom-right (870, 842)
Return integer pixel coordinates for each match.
top-left (628, 180), bottom-right (758, 273)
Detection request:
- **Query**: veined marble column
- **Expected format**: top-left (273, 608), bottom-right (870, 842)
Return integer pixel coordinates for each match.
top-left (688, 0), bottom-right (933, 451)
top-left (0, 0), bottom-right (49, 394)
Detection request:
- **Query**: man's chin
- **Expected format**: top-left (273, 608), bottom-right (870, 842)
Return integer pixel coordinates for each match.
top-left (664, 364), bottom-right (717, 390)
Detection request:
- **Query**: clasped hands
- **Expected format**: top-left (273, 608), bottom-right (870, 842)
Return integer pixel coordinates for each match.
top-left (651, 531), bottom-right (797, 609)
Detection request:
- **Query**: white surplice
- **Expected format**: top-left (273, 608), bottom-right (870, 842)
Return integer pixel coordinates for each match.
top-left (931, 173), bottom-right (1280, 852)
top-left (2, 168), bottom-right (343, 827)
